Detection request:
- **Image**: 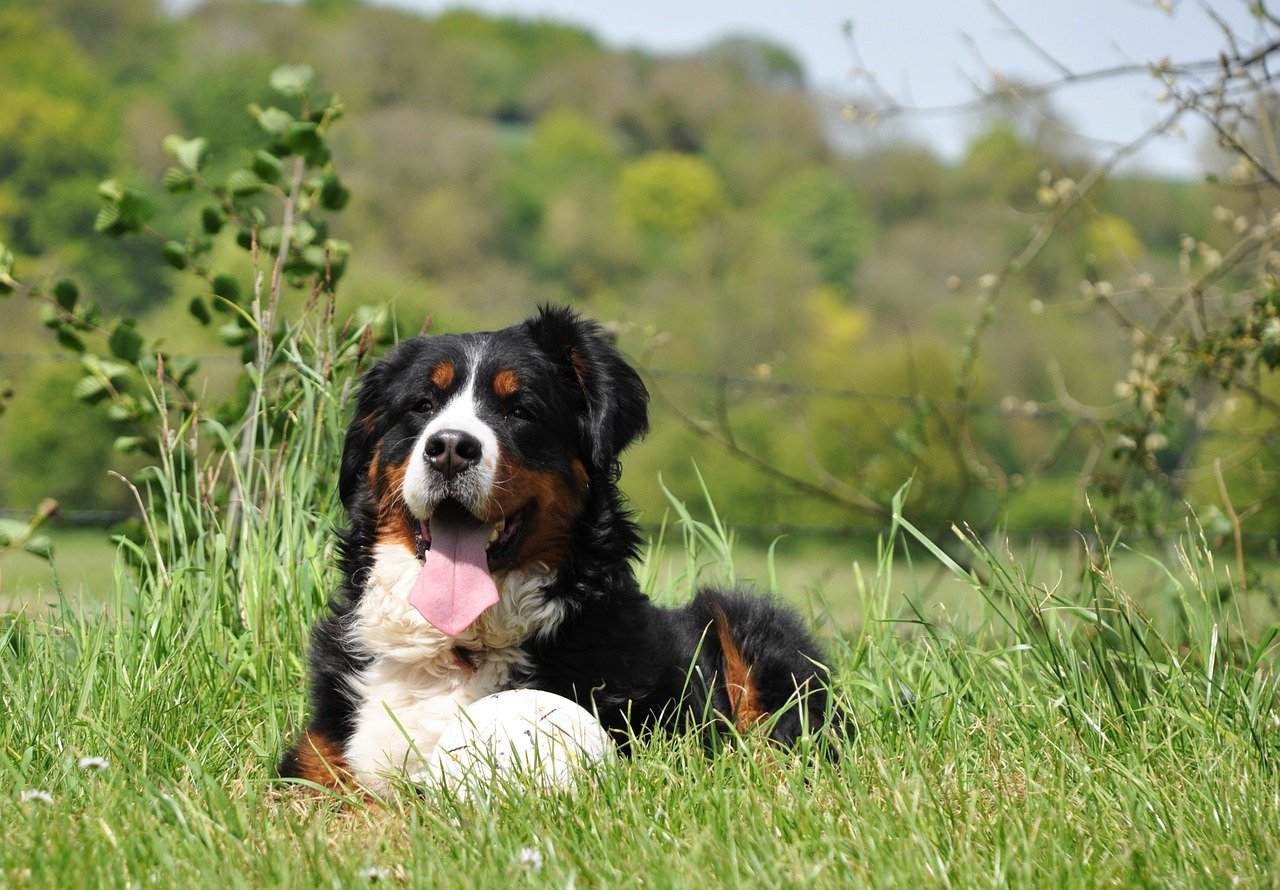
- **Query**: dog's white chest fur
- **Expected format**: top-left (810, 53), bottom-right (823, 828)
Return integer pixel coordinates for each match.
top-left (343, 543), bottom-right (564, 790)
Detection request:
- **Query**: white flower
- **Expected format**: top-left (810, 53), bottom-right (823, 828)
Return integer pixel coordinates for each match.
top-left (516, 847), bottom-right (545, 870)
top-left (357, 866), bottom-right (391, 881)
top-left (78, 756), bottom-right (109, 772)
top-left (978, 273), bottom-right (999, 290)
top-left (20, 790), bottom-right (53, 805)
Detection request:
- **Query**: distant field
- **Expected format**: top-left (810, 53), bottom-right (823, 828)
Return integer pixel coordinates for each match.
top-left (10, 524), bottom-right (1275, 642)
top-left (0, 528), bottom-right (116, 612)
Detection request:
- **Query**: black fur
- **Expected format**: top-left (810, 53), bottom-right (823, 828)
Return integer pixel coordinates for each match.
top-left (280, 307), bottom-right (836, 780)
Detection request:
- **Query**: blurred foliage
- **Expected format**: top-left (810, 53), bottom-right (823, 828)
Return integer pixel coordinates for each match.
top-left (768, 168), bottom-right (874, 286)
top-left (0, 363), bottom-right (133, 511)
top-left (620, 151), bottom-right (725, 235)
top-left (0, 0), bottom-right (1271, 549)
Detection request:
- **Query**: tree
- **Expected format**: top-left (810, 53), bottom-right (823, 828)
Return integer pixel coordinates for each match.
top-left (768, 168), bottom-right (874, 288)
top-left (619, 152), bottom-right (725, 235)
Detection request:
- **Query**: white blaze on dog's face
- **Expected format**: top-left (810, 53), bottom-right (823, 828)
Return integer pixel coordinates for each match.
top-left (336, 310), bottom-right (649, 639)
top-left (402, 354), bottom-right (500, 521)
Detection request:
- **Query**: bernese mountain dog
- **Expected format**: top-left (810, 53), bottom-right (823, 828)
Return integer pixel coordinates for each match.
top-left (279, 306), bottom-right (834, 792)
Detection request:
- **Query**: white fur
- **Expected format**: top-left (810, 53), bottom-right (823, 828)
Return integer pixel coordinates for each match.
top-left (403, 357), bottom-right (499, 519)
top-left (344, 542), bottom-right (566, 791)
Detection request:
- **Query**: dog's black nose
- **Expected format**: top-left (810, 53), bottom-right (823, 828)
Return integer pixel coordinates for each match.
top-left (425, 429), bottom-right (482, 479)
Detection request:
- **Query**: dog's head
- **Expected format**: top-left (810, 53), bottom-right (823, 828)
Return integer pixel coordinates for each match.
top-left (341, 306), bottom-right (649, 589)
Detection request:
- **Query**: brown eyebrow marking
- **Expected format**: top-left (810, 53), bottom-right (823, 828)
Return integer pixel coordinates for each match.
top-left (430, 362), bottom-right (455, 389)
top-left (494, 369), bottom-right (520, 398)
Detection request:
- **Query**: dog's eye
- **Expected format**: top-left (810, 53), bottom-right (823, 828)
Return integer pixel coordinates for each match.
top-left (412, 397), bottom-right (436, 414)
top-left (508, 405), bottom-right (533, 421)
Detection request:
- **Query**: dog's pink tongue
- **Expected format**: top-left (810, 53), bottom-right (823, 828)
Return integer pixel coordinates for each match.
top-left (408, 512), bottom-right (499, 637)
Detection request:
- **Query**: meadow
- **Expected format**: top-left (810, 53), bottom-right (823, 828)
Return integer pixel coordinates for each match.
top-left (3, 491), bottom-right (1278, 887)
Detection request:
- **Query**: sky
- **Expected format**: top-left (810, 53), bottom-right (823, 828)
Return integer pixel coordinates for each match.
top-left (367, 0), bottom-right (1264, 177)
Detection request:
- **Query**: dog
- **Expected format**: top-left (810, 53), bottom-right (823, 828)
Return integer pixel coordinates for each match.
top-left (279, 306), bottom-right (834, 792)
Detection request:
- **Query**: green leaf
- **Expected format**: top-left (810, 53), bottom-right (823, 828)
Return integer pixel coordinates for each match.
top-left (56, 328), bottom-right (85, 353)
top-left (269, 64), bottom-right (315, 97)
top-left (211, 274), bottom-right (241, 304)
top-left (52, 278), bottom-right (79, 311)
top-left (301, 244), bottom-right (327, 271)
top-left (282, 122), bottom-right (322, 159)
top-left (39, 304), bottom-right (61, 328)
top-left (218, 323), bottom-right (251, 346)
top-left (119, 189), bottom-right (155, 232)
top-left (225, 169), bottom-right (261, 196)
top-left (97, 179), bottom-right (124, 201)
top-left (98, 359), bottom-right (132, 384)
top-left (113, 436), bottom-right (145, 454)
top-left (0, 242), bottom-right (15, 293)
top-left (319, 173), bottom-right (350, 210)
top-left (78, 301), bottom-right (102, 328)
top-left (73, 375), bottom-right (108, 403)
top-left (96, 187), bottom-right (155, 236)
top-left (252, 150), bottom-right (282, 184)
top-left (106, 401), bottom-right (134, 422)
top-left (108, 320), bottom-right (144, 363)
top-left (22, 535), bottom-right (53, 561)
top-left (200, 205), bottom-right (225, 235)
top-left (162, 135), bottom-right (209, 172)
top-left (161, 241), bottom-right (187, 270)
top-left (291, 220), bottom-right (317, 247)
top-left (94, 203), bottom-right (121, 235)
top-left (162, 166), bottom-right (194, 193)
top-left (188, 296), bottom-right (212, 325)
top-left (254, 106), bottom-right (294, 135)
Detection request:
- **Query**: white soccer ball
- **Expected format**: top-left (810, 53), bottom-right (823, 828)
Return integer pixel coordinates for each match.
top-left (419, 689), bottom-right (614, 797)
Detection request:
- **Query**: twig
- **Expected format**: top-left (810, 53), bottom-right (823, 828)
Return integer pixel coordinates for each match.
top-left (648, 377), bottom-right (890, 521)
top-left (110, 471), bottom-right (169, 586)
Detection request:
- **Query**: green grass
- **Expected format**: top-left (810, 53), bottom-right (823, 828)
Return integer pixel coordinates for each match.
top-left (3, 328), bottom-right (1279, 888)
top-left (3, 506), bottom-right (1279, 887)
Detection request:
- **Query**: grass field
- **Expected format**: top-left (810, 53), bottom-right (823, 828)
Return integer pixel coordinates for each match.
top-left (3, 503), bottom-right (1279, 887)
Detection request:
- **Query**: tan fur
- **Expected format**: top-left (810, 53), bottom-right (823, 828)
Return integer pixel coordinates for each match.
top-left (714, 607), bottom-right (764, 732)
top-left (291, 731), bottom-right (354, 790)
top-left (492, 456), bottom-right (588, 571)
top-left (493, 368), bottom-right (520, 398)
top-left (430, 362), bottom-right (455, 389)
top-left (374, 456), bottom-right (416, 552)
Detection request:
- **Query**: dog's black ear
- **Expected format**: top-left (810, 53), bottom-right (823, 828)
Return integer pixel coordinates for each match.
top-left (338, 360), bottom-right (388, 514)
top-left (525, 305), bottom-right (649, 473)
